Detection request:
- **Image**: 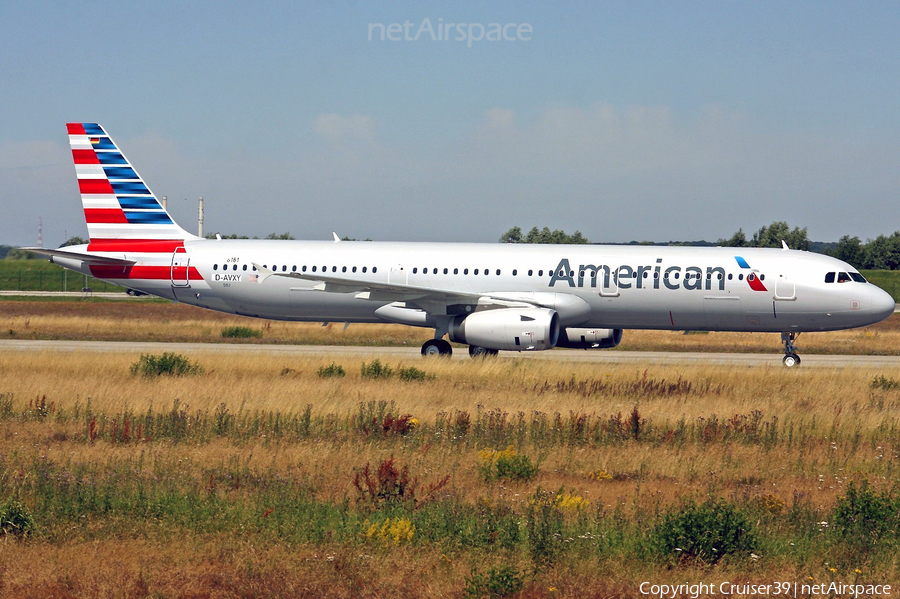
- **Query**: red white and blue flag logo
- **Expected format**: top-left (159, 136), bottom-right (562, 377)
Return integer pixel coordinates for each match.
top-left (734, 256), bottom-right (767, 291)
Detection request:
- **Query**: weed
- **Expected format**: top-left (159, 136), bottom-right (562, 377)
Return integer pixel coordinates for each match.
top-left (831, 481), bottom-right (900, 546)
top-left (463, 565), bottom-right (524, 598)
top-left (870, 374), bottom-right (900, 391)
top-left (220, 325), bottom-right (263, 339)
top-left (317, 363), bottom-right (346, 378)
top-left (130, 352), bottom-right (203, 377)
top-left (398, 366), bottom-right (433, 382)
top-left (360, 359), bottom-right (393, 379)
top-left (353, 456), bottom-right (416, 509)
top-left (478, 446), bottom-right (538, 482)
top-left (0, 500), bottom-right (35, 538)
top-left (0, 393), bottom-right (12, 418)
top-left (353, 456), bottom-right (448, 510)
top-left (525, 488), bottom-right (565, 567)
top-left (650, 499), bottom-right (757, 565)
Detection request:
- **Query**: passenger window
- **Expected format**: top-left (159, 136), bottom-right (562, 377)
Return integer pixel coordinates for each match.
top-left (412, 268), bottom-right (418, 274)
top-left (373, 267), bottom-right (377, 273)
top-left (464, 268), bottom-right (469, 275)
top-left (352, 266), bottom-right (357, 273)
top-left (528, 270), bottom-right (533, 276)
top-left (496, 269), bottom-right (500, 276)
top-left (242, 264), bottom-right (247, 271)
top-left (538, 270), bottom-right (543, 276)
top-left (302, 265), bottom-right (307, 272)
top-left (362, 267), bottom-right (367, 273)
top-left (332, 266), bottom-right (337, 272)
top-left (454, 268), bottom-right (458, 275)
top-left (312, 266), bottom-right (317, 272)
top-left (213, 264), bottom-right (218, 271)
top-left (342, 266), bottom-right (347, 272)
top-left (443, 268), bottom-right (448, 274)
top-left (825, 272), bottom-right (835, 283)
top-left (474, 269), bottom-right (479, 275)
top-left (512, 269), bottom-right (517, 276)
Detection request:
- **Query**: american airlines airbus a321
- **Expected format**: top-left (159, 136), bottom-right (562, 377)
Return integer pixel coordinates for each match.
top-left (27, 123), bottom-right (896, 366)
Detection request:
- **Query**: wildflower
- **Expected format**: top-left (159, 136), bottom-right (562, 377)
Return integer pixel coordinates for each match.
top-left (555, 492), bottom-right (590, 512)
top-left (408, 417), bottom-right (420, 429)
top-left (829, 567), bottom-right (837, 573)
top-left (750, 553), bottom-right (760, 561)
top-left (365, 517), bottom-right (415, 545)
top-left (854, 569), bottom-right (862, 574)
top-left (586, 468), bottom-right (613, 481)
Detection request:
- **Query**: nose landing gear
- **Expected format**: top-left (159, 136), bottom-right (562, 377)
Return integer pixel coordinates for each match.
top-left (781, 331), bottom-right (801, 367)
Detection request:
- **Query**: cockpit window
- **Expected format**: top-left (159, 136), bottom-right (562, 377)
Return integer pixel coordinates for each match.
top-left (849, 272), bottom-right (867, 283)
top-left (837, 272), bottom-right (851, 283)
top-left (824, 272), bottom-right (835, 283)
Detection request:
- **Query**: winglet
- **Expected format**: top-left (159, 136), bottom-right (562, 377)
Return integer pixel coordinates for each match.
top-left (781, 240), bottom-right (789, 250)
top-left (333, 232), bottom-right (341, 243)
top-left (251, 262), bottom-right (274, 284)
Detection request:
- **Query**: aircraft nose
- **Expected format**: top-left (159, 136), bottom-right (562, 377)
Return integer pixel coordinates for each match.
top-left (869, 285), bottom-right (896, 323)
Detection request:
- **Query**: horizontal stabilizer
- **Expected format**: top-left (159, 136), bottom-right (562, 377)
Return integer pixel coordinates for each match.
top-left (20, 247), bottom-right (136, 266)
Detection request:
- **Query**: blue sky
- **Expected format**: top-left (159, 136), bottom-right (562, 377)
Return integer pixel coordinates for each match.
top-left (2, 1), bottom-right (899, 246)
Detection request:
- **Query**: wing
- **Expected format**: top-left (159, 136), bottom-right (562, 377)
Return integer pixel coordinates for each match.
top-left (251, 263), bottom-right (537, 315)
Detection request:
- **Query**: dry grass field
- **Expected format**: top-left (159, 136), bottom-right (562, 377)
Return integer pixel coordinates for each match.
top-left (2, 298), bottom-right (899, 356)
top-left (1, 341), bottom-right (899, 597)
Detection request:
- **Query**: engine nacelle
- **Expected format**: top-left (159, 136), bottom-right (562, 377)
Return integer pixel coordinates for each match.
top-left (556, 327), bottom-right (623, 349)
top-left (449, 308), bottom-right (560, 351)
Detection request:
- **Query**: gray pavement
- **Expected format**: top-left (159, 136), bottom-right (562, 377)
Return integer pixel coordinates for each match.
top-left (2, 339), bottom-right (899, 368)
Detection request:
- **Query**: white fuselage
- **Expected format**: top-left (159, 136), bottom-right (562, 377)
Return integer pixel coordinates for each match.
top-left (55, 239), bottom-right (895, 334)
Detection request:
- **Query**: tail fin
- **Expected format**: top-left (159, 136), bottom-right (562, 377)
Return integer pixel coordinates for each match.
top-left (67, 123), bottom-right (197, 248)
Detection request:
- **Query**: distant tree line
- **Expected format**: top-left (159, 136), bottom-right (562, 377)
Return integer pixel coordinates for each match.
top-left (499, 222), bottom-right (900, 271)
top-left (204, 232), bottom-right (295, 240)
top-left (499, 226), bottom-right (589, 245)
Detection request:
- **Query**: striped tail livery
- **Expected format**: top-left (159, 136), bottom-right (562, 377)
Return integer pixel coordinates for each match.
top-left (67, 122), bottom-right (196, 249)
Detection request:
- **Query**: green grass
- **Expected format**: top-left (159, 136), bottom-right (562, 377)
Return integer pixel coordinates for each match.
top-left (0, 259), bottom-right (126, 293)
top-left (4, 403), bottom-right (898, 576)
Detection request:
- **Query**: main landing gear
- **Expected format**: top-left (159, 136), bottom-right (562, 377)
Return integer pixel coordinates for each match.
top-left (420, 340), bottom-right (499, 358)
top-left (421, 339), bottom-right (452, 357)
top-left (781, 332), bottom-right (801, 367)
top-left (468, 345), bottom-right (499, 358)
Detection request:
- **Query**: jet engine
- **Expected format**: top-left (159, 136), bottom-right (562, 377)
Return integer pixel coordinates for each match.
top-left (449, 308), bottom-right (560, 351)
top-left (556, 327), bottom-right (623, 349)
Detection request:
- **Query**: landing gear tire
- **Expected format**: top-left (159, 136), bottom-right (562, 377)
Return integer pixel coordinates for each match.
top-left (468, 345), bottom-right (499, 358)
top-left (421, 339), bottom-right (452, 357)
top-left (780, 332), bottom-right (801, 367)
top-left (782, 353), bottom-right (800, 367)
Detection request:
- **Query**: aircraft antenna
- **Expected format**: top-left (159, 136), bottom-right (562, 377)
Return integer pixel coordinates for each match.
top-left (198, 196), bottom-right (204, 238)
